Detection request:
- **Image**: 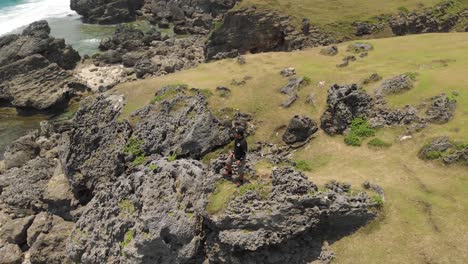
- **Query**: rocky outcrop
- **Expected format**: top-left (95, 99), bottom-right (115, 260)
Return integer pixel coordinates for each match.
top-left (369, 104), bottom-right (425, 129)
top-left (425, 93), bottom-right (457, 124)
top-left (419, 137), bottom-right (467, 165)
top-left (0, 21), bottom-right (81, 110)
top-left (147, 0), bottom-right (240, 35)
top-left (61, 95), bottom-right (132, 204)
top-left (204, 167), bottom-right (378, 263)
top-left (67, 158), bottom-right (210, 263)
top-left (132, 85), bottom-right (230, 159)
top-left (27, 212), bottom-right (74, 264)
top-left (320, 84), bottom-right (373, 135)
top-left (375, 74), bottom-right (414, 96)
top-left (96, 25), bottom-right (205, 78)
top-left (70, 0), bottom-right (145, 24)
top-left (206, 8), bottom-right (332, 60)
top-left (389, 0), bottom-right (467, 36)
top-left (282, 115), bottom-right (318, 147)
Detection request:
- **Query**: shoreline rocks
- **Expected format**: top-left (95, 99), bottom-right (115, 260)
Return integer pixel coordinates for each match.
top-left (0, 21), bottom-right (82, 111)
top-left (70, 0), bottom-right (145, 24)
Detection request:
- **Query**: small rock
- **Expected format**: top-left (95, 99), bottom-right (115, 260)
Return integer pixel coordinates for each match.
top-left (280, 67), bottom-right (296, 77)
top-left (320, 45), bottom-right (338, 56)
top-left (347, 42), bottom-right (373, 53)
top-left (237, 55), bottom-right (246, 65)
top-left (281, 93), bottom-right (298, 108)
top-left (362, 73), bottom-right (382, 84)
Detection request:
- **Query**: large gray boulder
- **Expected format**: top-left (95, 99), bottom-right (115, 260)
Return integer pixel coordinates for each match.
top-left (0, 21), bottom-right (81, 110)
top-left (132, 85), bottom-right (230, 159)
top-left (0, 243), bottom-right (23, 264)
top-left (320, 84), bottom-right (373, 135)
top-left (425, 93), bottom-right (457, 124)
top-left (375, 74), bottom-right (413, 96)
top-left (27, 212), bottom-right (74, 264)
top-left (70, 0), bottom-right (145, 24)
top-left (61, 95), bottom-right (132, 205)
top-left (67, 158), bottom-right (210, 263)
top-left (282, 115), bottom-right (318, 146)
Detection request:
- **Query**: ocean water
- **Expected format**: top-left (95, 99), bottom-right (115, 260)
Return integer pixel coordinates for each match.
top-left (0, 0), bottom-right (73, 36)
top-left (0, 0), bottom-right (117, 55)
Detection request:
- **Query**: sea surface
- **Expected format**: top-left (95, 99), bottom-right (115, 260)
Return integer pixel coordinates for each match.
top-left (0, 0), bottom-right (112, 156)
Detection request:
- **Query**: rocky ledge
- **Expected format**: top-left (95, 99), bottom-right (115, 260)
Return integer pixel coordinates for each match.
top-left (0, 21), bottom-right (82, 111)
top-left (70, 0), bottom-right (145, 24)
top-left (0, 84), bottom-right (381, 263)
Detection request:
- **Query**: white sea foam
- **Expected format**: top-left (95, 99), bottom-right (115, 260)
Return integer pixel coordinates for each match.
top-left (0, 0), bottom-right (75, 36)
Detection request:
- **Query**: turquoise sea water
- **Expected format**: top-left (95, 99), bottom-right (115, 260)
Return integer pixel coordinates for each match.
top-left (0, 0), bottom-right (24, 9)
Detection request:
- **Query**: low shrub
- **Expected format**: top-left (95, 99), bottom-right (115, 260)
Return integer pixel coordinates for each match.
top-left (425, 150), bottom-right (443, 160)
top-left (344, 133), bottom-right (362, 146)
top-left (368, 138), bottom-right (392, 148)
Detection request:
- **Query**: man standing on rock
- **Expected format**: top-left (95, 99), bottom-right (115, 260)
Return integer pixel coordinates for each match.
top-left (224, 127), bottom-right (248, 186)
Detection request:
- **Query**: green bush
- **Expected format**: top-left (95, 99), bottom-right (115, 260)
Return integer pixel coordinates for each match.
top-left (344, 133), bottom-right (362, 146)
top-left (425, 150), bottom-right (443, 160)
top-left (397, 6), bottom-right (409, 13)
top-left (132, 155), bottom-right (146, 166)
top-left (371, 195), bottom-right (384, 208)
top-left (302, 76), bottom-right (312, 86)
top-left (368, 138), bottom-right (392, 148)
top-left (148, 164), bottom-right (158, 171)
top-left (168, 153), bottom-right (177, 161)
top-left (294, 160), bottom-right (313, 172)
top-left (350, 117), bottom-right (376, 137)
top-left (124, 137), bottom-right (144, 157)
top-left (237, 183), bottom-right (270, 199)
top-left (404, 71), bottom-right (418, 81)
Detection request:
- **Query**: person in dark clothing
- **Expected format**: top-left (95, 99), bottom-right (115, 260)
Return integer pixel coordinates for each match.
top-left (224, 127), bottom-right (247, 186)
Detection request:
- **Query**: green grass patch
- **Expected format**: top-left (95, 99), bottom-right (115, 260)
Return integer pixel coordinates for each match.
top-left (120, 229), bottom-right (135, 248)
top-left (368, 138), bottom-right (392, 148)
top-left (294, 160), bottom-right (313, 172)
top-left (237, 182), bottom-right (271, 199)
top-left (404, 71), bottom-right (419, 81)
top-left (119, 199), bottom-right (135, 216)
top-left (425, 150), bottom-right (444, 160)
top-left (345, 117), bottom-right (376, 146)
top-left (148, 164), bottom-right (158, 171)
top-left (168, 153), bottom-right (177, 162)
top-left (397, 6), bottom-right (410, 13)
top-left (124, 137), bottom-right (147, 166)
top-left (371, 194), bottom-right (385, 209)
top-left (206, 180), bottom-right (237, 215)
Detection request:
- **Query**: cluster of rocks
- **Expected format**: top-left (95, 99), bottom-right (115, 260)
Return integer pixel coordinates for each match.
top-left (95, 25), bottom-right (206, 79)
top-left (320, 45), bottom-right (338, 56)
top-left (0, 86), bottom-right (381, 263)
top-left (70, 0), bottom-right (145, 24)
top-left (0, 21), bottom-right (82, 110)
top-left (320, 84), bottom-right (374, 135)
top-left (419, 136), bottom-right (467, 165)
top-left (389, 0), bottom-right (467, 36)
top-left (335, 43), bottom-right (373, 68)
top-left (206, 8), bottom-right (333, 60)
top-left (203, 168), bottom-right (379, 263)
top-left (145, 0), bottom-right (240, 35)
top-left (279, 77), bottom-right (306, 108)
top-left (375, 74), bottom-right (414, 96)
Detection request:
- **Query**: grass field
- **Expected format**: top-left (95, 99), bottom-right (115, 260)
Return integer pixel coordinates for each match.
top-left (112, 33), bottom-right (468, 263)
top-left (234, 0), bottom-right (468, 38)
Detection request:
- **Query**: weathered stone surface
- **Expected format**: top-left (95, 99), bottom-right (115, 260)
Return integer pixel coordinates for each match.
top-left (204, 167), bottom-right (377, 263)
top-left (0, 21), bottom-right (81, 110)
top-left (2, 132), bottom-right (39, 170)
top-left (148, 0), bottom-right (239, 35)
top-left (320, 45), bottom-right (338, 56)
top-left (320, 84), bottom-right (373, 135)
top-left (389, 0), bottom-right (465, 36)
top-left (67, 158), bottom-right (209, 263)
top-left (132, 85), bottom-right (230, 159)
top-left (70, 0), bottom-right (145, 24)
top-left (27, 212), bottom-right (74, 264)
top-left (280, 67), bottom-right (296, 77)
top-left (375, 74), bottom-right (413, 96)
top-left (61, 95), bottom-right (132, 204)
top-left (347, 42), bottom-right (373, 53)
top-left (0, 157), bottom-right (56, 216)
top-left (283, 115), bottom-right (318, 146)
top-left (419, 137), bottom-right (453, 158)
top-left (206, 8), bottom-right (331, 60)
top-left (280, 77), bottom-right (304, 94)
top-left (369, 104), bottom-right (425, 128)
top-left (425, 93), bottom-right (457, 124)
top-left (362, 73), bottom-right (382, 84)
top-left (0, 215), bottom-right (34, 245)
top-left (0, 243), bottom-right (23, 264)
